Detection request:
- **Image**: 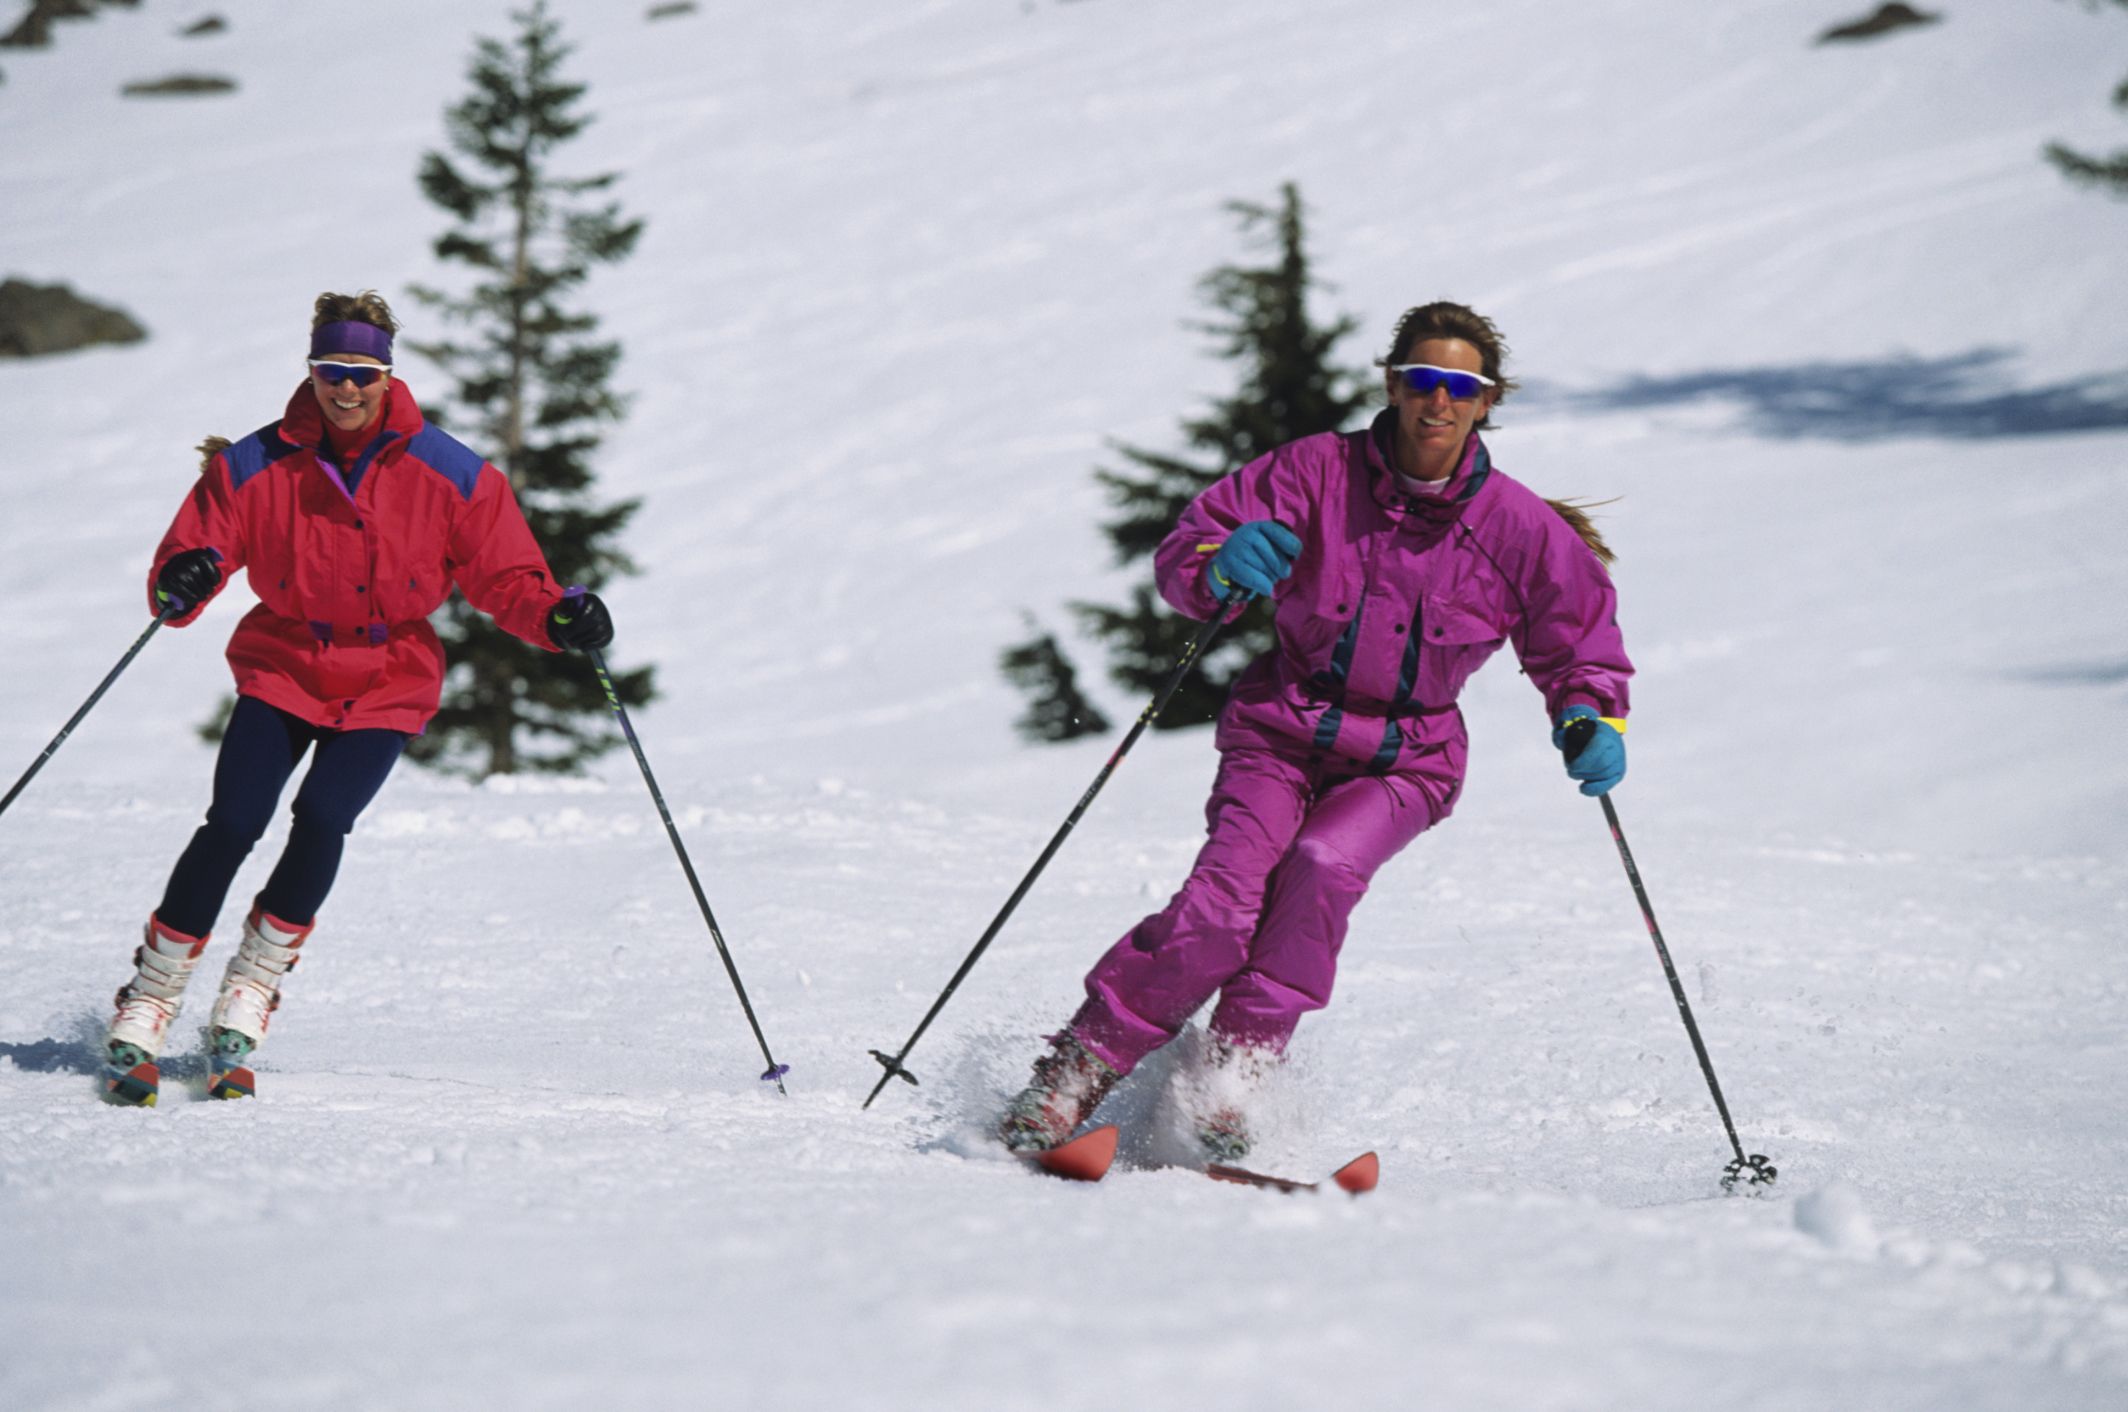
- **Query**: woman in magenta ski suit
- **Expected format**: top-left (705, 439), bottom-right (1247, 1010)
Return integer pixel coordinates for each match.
top-left (1003, 301), bottom-right (1633, 1157)
top-left (100, 290), bottom-right (615, 1107)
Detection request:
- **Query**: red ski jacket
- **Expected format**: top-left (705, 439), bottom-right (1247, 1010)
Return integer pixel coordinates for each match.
top-left (150, 380), bottom-right (567, 734)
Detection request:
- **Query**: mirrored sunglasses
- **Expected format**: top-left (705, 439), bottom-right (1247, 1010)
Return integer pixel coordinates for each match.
top-left (308, 359), bottom-right (392, 388)
top-left (1389, 363), bottom-right (1495, 400)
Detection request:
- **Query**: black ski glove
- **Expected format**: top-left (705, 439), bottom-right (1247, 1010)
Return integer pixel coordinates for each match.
top-left (547, 590), bottom-right (614, 652)
top-left (155, 548), bottom-right (223, 614)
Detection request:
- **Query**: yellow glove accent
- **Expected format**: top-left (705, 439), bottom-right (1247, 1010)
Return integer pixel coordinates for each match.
top-left (1600, 716), bottom-right (1627, 734)
top-left (1195, 542), bottom-right (1224, 555)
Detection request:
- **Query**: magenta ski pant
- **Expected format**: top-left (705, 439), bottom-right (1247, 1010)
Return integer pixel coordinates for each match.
top-left (1071, 747), bottom-right (1456, 1074)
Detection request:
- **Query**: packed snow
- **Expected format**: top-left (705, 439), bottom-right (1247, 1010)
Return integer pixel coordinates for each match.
top-left (3, 2), bottom-right (2126, 1409)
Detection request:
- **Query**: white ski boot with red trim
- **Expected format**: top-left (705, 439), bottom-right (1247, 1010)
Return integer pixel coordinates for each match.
top-left (104, 917), bottom-right (210, 1106)
top-left (204, 907), bottom-right (312, 1100)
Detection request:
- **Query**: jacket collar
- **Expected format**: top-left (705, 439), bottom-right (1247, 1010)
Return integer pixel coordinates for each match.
top-left (278, 378), bottom-right (426, 460)
top-left (1360, 409), bottom-right (1491, 520)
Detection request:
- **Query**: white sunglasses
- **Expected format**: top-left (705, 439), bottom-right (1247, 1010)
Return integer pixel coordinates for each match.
top-left (308, 359), bottom-right (392, 388)
top-left (1388, 364), bottom-right (1497, 400)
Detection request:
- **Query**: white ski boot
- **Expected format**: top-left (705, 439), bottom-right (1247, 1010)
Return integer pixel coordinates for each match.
top-left (1192, 1035), bottom-right (1281, 1163)
top-left (204, 907), bottom-right (312, 1100)
top-left (104, 916), bottom-right (210, 1106)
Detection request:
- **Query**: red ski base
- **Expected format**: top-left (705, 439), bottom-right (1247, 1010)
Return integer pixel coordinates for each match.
top-left (1020, 1124), bottom-right (1118, 1182)
top-left (1018, 1127), bottom-right (1378, 1196)
top-left (1206, 1150), bottom-right (1379, 1196)
top-left (103, 1061), bottom-right (160, 1107)
top-left (208, 1065), bottom-right (256, 1100)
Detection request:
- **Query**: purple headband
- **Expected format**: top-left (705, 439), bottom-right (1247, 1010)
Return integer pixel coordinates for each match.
top-left (309, 320), bottom-right (393, 363)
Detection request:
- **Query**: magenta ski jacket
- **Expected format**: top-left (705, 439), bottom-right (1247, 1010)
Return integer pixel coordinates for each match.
top-left (1155, 413), bottom-right (1633, 787)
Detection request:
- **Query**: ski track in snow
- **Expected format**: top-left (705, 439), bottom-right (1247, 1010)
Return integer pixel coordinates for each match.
top-left (4, 1), bottom-right (2128, 1409)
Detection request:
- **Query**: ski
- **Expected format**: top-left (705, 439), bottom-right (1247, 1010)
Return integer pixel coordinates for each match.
top-left (1204, 1150), bottom-right (1379, 1196)
top-left (1015, 1130), bottom-right (1378, 1194)
top-left (1017, 1124), bottom-right (1118, 1182)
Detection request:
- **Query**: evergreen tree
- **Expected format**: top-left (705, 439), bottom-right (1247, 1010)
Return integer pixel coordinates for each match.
top-left (2047, 80), bottom-right (2128, 196)
top-left (1068, 182), bottom-right (1369, 729)
top-left (999, 616), bottom-right (1111, 743)
top-left (2047, 3), bottom-right (2128, 196)
top-left (406, 0), bottom-right (652, 777)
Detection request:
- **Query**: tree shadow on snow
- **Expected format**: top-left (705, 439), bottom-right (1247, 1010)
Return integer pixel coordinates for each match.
top-left (2013, 658), bottom-right (2128, 688)
top-left (0, 1012), bottom-right (208, 1084)
top-left (1563, 349), bottom-right (2128, 440)
top-left (1, 1035), bottom-right (99, 1076)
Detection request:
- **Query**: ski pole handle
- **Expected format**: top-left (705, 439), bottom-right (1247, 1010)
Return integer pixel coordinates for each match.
top-left (1560, 715), bottom-right (1598, 763)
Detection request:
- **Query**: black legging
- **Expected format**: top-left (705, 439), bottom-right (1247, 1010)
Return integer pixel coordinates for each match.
top-left (156, 696), bottom-right (407, 937)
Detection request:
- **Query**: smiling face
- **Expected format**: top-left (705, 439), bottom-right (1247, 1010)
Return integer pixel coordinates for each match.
top-left (309, 352), bottom-right (389, 433)
top-left (1386, 337), bottom-right (1496, 482)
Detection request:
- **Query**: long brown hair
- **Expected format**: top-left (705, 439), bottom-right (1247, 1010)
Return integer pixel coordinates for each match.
top-left (1380, 300), bottom-right (1517, 429)
top-left (1545, 497), bottom-right (1616, 566)
top-left (1383, 300), bottom-right (1614, 563)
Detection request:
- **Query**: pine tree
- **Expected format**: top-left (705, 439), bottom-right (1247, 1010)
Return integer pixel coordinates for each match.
top-left (2047, 77), bottom-right (2128, 197)
top-left (406, 0), bottom-right (652, 776)
top-left (2047, 3), bottom-right (2128, 196)
top-left (999, 617), bottom-right (1112, 743)
top-left (1068, 183), bottom-right (1369, 729)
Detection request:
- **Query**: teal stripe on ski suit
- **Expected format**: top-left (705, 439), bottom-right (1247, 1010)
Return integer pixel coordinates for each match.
top-left (1310, 605), bottom-right (1364, 753)
top-left (1367, 441), bottom-right (1496, 771)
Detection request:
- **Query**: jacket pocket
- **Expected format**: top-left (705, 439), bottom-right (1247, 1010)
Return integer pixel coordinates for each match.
top-left (1274, 562), bottom-right (1362, 678)
top-left (1415, 597), bottom-right (1505, 705)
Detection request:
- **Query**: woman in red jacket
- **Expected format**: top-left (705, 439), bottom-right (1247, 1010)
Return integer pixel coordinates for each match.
top-left (103, 291), bottom-right (615, 1106)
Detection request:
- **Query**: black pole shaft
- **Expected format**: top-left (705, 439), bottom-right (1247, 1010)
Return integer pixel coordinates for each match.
top-left (590, 648), bottom-right (788, 1095)
top-left (1593, 791), bottom-right (1748, 1166)
top-left (863, 603), bottom-right (1239, 1110)
top-left (0, 608), bottom-right (173, 823)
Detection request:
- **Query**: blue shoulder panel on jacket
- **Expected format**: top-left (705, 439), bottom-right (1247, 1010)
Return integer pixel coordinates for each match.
top-left (405, 426), bottom-right (489, 501)
top-left (224, 421), bottom-right (298, 491)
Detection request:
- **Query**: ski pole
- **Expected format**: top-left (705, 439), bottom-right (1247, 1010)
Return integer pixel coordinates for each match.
top-left (1, 606), bottom-right (176, 823)
top-left (589, 646), bottom-right (790, 1095)
top-left (864, 598), bottom-right (1245, 1110)
top-left (1561, 718), bottom-right (1776, 1192)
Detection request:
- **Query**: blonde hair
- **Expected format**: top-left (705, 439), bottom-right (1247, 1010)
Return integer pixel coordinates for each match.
top-left (310, 289), bottom-right (400, 336)
top-left (196, 435), bottom-right (231, 475)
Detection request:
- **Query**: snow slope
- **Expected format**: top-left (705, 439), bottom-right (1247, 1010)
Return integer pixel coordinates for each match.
top-left (3, 2), bottom-right (2126, 1409)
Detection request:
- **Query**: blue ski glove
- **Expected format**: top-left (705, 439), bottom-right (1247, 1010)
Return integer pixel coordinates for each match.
top-left (547, 588), bottom-right (614, 652)
top-left (1207, 521), bottom-right (1302, 602)
top-left (1553, 704), bottom-right (1627, 797)
top-left (154, 548), bottom-right (223, 615)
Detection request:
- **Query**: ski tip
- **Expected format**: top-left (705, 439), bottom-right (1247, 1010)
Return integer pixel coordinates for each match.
top-left (208, 1066), bottom-right (256, 1101)
top-left (1026, 1124), bottom-right (1119, 1183)
top-left (103, 1061), bottom-right (160, 1107)
top-left (1331, 1151), bottom-right (1379, 1195)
